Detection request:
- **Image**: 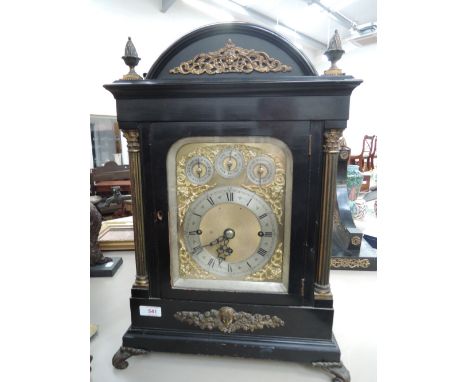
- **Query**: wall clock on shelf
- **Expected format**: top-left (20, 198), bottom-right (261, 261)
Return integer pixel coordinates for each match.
top-left (104, 23), bottom-right (361, 382)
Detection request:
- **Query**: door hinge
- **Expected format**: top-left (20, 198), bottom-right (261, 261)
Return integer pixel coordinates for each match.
top-left (300, 278), bottom-right (305, 297)
top-left (308, 135), bottom-right (312, 157)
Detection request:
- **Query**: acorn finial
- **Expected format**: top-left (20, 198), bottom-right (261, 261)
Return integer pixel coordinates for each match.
top-left (323, 30), bottom-right (345, 76)
top-left (121, 37), bottom-right (142, 80)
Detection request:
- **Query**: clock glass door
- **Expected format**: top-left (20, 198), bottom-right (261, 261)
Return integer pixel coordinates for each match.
top-left (167, 137), bottom-right (293, 294)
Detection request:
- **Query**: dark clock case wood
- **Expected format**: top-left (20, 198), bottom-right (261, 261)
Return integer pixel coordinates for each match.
top-left (105, 23), bottom-right (361, 370)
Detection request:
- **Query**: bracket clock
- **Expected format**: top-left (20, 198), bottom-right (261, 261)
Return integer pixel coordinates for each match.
top-left (104, 23), bottom-right (361, 382)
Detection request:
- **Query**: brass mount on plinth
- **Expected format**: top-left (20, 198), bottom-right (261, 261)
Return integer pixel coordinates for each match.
top-left (174, 306), bottom-right (285, 333)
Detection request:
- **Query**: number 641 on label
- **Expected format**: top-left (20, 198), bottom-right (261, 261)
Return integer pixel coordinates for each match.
top-left (139, 306), bottom-right (162, 317)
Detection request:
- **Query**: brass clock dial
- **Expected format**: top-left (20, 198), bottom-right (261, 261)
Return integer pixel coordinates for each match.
top-left (167, 137), bottom-right (293, 294)
top-left (246, 155), bottom-right (276, 186)
top-left (185, 155), bottom-right (214, 185)
top-left (183, 186), bottom-right (278, 277)
top-left (215, 148), bottom-right (244, 178)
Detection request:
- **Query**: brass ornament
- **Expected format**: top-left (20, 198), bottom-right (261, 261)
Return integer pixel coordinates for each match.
top-left (174, 306), bottom-right (285, 333)
top-left (123, 130), bottom-right (140, 152)
top-left (330, 258), bottom-right (370, 269)
top-left (323, 129), bottom-right (343, 153)
top-left (169, 39), bottom-right (292, 75)
top-left (323, 30), bottom-right (345, 76)
top-left (311, 361), bottom-right (350, 382)
top-left (112, 346), bottom-right (148, 370)
top-left (121, 37), bottom-right (143, 80)
top-left (351, 235), bottom-right (361, 246)
top-left (339, 149), bottom-right (349, 160)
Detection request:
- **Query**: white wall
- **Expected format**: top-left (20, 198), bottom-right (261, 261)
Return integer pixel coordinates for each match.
top-left (89, 0), bottom-right (233, 115)
top-left (90, 0), bottom-right (377, 157)
top-left (312, 42), bottom-right (378, 155)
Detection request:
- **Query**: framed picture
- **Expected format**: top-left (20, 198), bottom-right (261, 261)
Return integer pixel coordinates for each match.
top-left (98, 216), bottom-right (134, 251)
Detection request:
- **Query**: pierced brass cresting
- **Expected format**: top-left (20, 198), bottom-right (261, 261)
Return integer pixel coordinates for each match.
top-left (170, 39), bottom-right (292, 75)
top-left (174, 306), bottom-right (285, 333)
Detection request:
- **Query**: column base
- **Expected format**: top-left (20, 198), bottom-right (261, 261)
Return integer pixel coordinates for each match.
top-left (133, 275), bottom-right (149, 288)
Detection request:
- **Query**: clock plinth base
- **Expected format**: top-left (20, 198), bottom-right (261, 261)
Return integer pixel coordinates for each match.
top-left (113, 327), bottom-right (349, 381)
top-left (115, 324), bottom-right (342, 362)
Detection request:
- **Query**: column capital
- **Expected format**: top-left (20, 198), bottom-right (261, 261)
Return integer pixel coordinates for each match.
top-left (323, 129), bottom-right (343, 153)
top-left (123, 130), bottom-right (140, 152)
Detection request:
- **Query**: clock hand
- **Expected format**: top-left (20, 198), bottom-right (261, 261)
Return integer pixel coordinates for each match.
top-left (216, 228), bottom-right (235, 259)
top-left (258, 164), bottom-right (263, 187)
top-left (201, 228), bottom-right (235, 259)
top-left (227, 151), bottom-right (233, 172)
top-left (202, 235), bottom-right (224, 247)
top-left (216, 239), bottom-right (233, 260)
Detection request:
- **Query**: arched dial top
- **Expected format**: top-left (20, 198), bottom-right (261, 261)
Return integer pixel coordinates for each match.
top-left (146, 23), bottom-right (317, 79)
top-left (183, 186), bottom-right (278, 277)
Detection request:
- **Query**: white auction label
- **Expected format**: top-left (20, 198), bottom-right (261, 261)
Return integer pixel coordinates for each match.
top-left (139, 306), bottom-right (162, 317)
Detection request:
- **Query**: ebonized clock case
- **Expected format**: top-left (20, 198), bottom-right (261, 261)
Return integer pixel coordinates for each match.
top-left (105, 23), bottom-right (361, 376)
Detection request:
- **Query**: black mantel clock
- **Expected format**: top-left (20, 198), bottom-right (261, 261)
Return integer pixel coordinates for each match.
top-left (104, 23), bottom-right (361, 382)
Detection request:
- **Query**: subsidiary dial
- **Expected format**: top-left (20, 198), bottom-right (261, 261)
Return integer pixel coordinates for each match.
top-left (185, 155), bottom-right (214, 185)
top-left (247, 155), bottom-right (276, 186)
top-left (215, 148), bottom-right (244, 179)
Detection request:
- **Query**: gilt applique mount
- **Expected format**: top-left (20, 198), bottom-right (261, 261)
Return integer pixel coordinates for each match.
top-left (169, 39), bottom-right (292, 75)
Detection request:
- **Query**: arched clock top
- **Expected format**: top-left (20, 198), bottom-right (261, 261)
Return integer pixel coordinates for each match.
top-left (146, 22), bottom-right (318, 79)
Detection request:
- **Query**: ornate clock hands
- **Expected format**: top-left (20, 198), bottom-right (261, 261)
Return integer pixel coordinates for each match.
top-left (201, 228), bottom-right (235, 260)
top-left (203, 235), bottom-right (225, 248)
top-left (216, 228), bottom-right (235, 260)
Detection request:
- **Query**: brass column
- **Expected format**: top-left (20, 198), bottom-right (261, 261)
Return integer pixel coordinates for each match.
top-left (314, 129), bottom-right (342, 299)
top-left (123, 130), bottom-right (149, 288)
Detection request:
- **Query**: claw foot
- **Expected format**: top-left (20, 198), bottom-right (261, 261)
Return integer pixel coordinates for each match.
top-left (311, 361), bottom-right (350, 382)
top-left (112, 346), bottom-right (148, 369)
